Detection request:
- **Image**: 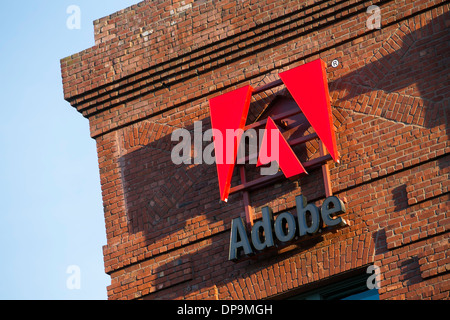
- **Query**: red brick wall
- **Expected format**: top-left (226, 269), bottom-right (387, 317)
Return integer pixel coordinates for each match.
top-left (61, 0), bottom-right (449, 300)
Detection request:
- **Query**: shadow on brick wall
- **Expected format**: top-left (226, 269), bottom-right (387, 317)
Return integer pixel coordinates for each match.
top-left (392, 184), bottom-right (408, 212)
top-left (119, 90), bottom-right (327, 246)
top-left (118, 90), bottom-right (330, 298)
top-left (119, 118), bottom-right (217, 243)
top-left (329, 11), bottom-right (449, 170)
top-left (399, 256), bottom-right (422, 286)
top-left (120, 12), bottom-right (449, 299)
top-left (372, 228), bottom-right (386, 257)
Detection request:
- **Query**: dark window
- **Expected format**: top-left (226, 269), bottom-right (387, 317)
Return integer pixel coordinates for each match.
top-left (288, 273), bottom-right (379, 300)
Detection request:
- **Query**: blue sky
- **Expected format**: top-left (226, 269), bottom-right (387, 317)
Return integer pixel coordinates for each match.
top-left (0, 0), bottom-right (138, 300)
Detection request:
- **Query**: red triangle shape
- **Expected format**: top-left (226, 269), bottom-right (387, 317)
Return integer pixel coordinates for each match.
top-left (279, 59), bottom-right (339, 162)
top-left (257, 117), bottom-right (307, 178)
top-left (209, 85), bottom-right (253, 201)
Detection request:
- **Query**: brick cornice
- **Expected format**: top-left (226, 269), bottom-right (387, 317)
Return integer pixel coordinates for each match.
top-left (62, 0), bottom-right (385, 112)
top-left (61, 0), bottom-right (448, 140)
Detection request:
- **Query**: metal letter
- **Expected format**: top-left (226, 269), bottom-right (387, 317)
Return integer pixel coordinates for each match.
top-left (296, 195), bottom-right (320, 236)
top-left (251, 206), bottom-right (275, 251)
top-left (274, 212), bottom-right (297, 242)
top-left (229, 217), bottom-right (253, 260)
top-left (321, 196), bottom-right (346, 227)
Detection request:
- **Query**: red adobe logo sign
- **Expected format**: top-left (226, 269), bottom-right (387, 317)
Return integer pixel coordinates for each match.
top-left (208, 59), bottom-right (339, 202)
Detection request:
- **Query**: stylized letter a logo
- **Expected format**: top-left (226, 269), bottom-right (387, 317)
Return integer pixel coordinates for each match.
top-left (209, 59), bottom-right (339, 202)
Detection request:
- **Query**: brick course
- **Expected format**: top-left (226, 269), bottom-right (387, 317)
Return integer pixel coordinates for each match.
top-left (61, 0), bottom-right (449, 300)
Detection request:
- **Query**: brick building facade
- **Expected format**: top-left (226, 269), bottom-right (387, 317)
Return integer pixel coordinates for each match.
top-left (60, 0), bottom-right (449, 300)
